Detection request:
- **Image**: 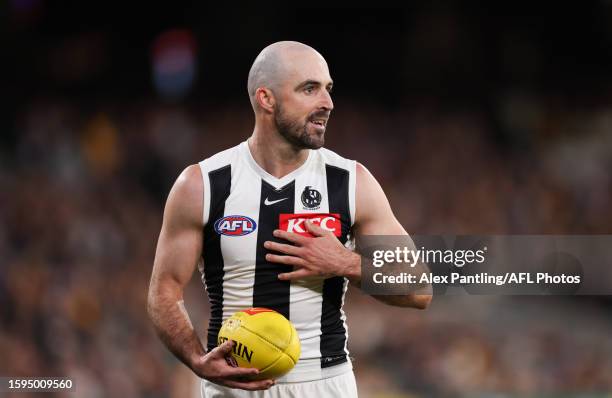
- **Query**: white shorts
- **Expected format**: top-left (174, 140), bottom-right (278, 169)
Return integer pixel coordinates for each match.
top-left (201, 370), bottom-right (358, 398)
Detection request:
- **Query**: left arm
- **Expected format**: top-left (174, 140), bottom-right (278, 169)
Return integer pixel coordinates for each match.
top-left (349, 162), bottom-right (432, 308)
top-left (264, 162), bottom-right (432, 309)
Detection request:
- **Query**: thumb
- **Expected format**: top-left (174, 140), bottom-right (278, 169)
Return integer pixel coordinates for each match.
top-left (305, 220), bottom-right (328, 237)
top-left (212, 340), bottom-right (234, 357)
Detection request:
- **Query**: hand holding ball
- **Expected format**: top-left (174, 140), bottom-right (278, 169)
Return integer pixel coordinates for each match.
top-left (218, 308), bottom-right (300, 380)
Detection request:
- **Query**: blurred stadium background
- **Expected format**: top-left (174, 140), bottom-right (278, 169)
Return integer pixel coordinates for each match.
top-left (2, 3), bottom-right (612, 397)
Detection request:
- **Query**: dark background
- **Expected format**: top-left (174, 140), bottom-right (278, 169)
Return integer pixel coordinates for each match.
top-left (2, 3), bottom-right (612, 397)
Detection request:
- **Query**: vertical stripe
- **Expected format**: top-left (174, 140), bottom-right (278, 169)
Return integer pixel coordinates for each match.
top-left (203, 165), bottom-right (231, 351)
top-left (290, 170), bottom-right (328, 366)
top-left (218, 165), bottom-right (261, 321)
top-left (325, 165), bottom-right (351, 245)
top-left (253, 180), bottom-right (295, 318)
top-left (320, 164), bottom-right (350, 368)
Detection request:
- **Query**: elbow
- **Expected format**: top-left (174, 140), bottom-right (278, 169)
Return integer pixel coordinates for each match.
top-left (412, 294), bottom-right (432, 310)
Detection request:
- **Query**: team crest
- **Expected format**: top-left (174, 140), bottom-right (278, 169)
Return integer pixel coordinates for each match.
top-left (301, 186), bottom-right (322, 210)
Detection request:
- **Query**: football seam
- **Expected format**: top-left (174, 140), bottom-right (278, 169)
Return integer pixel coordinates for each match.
top-left (259, 350), bottom-right (291, 373)
top-left (240, 324), bottom-right (297, 365)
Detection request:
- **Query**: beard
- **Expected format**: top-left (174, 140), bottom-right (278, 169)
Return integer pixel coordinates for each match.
top-left (274, 103), bottom-right (326, 150)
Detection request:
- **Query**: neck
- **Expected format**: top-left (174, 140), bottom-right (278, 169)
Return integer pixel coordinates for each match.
top-left (248, 124), bottom-right (310, 179)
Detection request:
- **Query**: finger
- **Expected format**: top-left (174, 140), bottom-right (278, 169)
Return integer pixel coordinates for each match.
top-left (278, 269), bottom-right (315, 281)
top-left (304, 220), bottom-right (330, 237)
top-left (273, 229), bottom-right (309, 245)
top-left (265, 253), bottom-right (305, 267)
top-left (221, 378), bottom-right (275, 391)
top-left (264, 240), bottom-right (302, 256)
top-left (210, 340), bottom-right (234, 357)
top-left (219, 365), bottom-right (260, 378)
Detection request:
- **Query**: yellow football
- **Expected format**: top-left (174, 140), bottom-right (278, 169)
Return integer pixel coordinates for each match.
top-left (218, 308), bottom-right (300, 380)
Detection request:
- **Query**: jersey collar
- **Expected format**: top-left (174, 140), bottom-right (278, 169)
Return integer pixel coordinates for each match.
top-left (240, 140), bottom-right (314, 189)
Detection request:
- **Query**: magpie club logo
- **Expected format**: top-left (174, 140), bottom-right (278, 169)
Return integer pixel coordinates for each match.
top-left (301, 186), bottom-right (322, 210)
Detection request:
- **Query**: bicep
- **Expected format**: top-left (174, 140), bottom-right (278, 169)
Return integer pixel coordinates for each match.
top-left (151, 165), bottom-right (204, 293)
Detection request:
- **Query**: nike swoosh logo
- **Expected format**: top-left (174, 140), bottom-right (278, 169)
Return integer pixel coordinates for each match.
top-left (264, 197), bottom-right (289, 206)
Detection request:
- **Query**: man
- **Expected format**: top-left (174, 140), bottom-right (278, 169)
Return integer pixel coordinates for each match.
top-left (147, 41), bottom-right (431, 397)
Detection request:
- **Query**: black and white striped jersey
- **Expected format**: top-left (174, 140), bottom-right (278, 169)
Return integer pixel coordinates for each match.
top-left (198, 140), bottom-right (356, 382)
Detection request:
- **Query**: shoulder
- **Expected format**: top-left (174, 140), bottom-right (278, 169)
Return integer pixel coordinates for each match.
top-left (354, 162), bottom-right (386, 208)
top-left (199, 143), bottom-right (242, 173)
top-left (353, 162), bottom-right (406, 234)
top-left (173, 164), bottom-right (203, 200)
top-left (355, 161), bottom-right (371, 179)
top-left (354, 162), bottom-right (389, 219)
top-left (317, 147), bottom-right (356, 172)
top-left (164, 164), bottom-right (204, 229)
top-left (355, 162), bottom-right (381, 193)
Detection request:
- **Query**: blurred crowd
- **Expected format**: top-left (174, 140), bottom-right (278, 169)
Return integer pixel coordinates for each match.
top-left (1, 95), bottom-right (611, 397)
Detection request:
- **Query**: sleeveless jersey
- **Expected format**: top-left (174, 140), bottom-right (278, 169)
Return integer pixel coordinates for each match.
top-left (198, 141), bottom-right (356, 382)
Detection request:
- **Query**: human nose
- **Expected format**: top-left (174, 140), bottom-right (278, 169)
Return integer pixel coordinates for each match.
top-left (319, 89), bottom-right (334, 111)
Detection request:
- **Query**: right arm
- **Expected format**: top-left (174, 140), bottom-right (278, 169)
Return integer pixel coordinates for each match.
top-left (147, 164), bottom-right (274, 390)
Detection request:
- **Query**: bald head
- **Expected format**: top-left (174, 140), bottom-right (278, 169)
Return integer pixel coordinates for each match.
top-left (247, 41), bottom-right (327, 109)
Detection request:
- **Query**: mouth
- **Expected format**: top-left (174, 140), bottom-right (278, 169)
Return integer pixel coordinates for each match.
top-left (308, 118), bottom-right (327, 130)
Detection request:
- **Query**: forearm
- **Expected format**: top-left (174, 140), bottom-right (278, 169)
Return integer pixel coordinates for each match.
top-left (344, 251), bottom-right (432, 309)
top-left (372, 292), bottom-right (432, 308)
top-left (147, 282), bottom-right (206, 373)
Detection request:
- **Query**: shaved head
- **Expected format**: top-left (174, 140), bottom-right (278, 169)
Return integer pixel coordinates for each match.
top-left (247, 41), bottom-right (325, 109)
top-left (248, 41), bottom-right (334, 150)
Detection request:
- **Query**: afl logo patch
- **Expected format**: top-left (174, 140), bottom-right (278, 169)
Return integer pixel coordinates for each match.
top-left (301, 186), bottom-right (322, 210)
top-left (214, 215), bottom-right (257, 236)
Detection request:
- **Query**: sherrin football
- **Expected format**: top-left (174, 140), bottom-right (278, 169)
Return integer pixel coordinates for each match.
top-left (218, 308), bottom-right (301, 380)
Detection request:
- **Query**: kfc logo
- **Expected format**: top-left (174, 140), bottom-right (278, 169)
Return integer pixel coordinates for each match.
top-left (279, 213), bottom-right (342, 237)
